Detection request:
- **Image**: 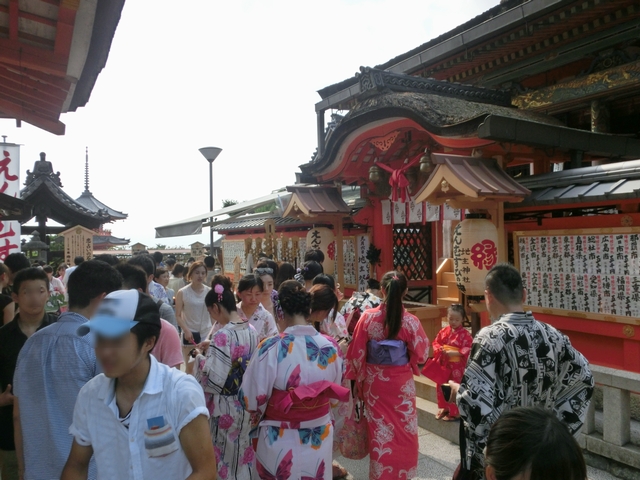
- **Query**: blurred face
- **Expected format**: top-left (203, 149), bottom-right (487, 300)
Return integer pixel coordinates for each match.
top-left (95, 332), bottom-right (153, 378)
top-left (260, 274), bottom-right (274, 297)
top-left (190, 266), bottom-right (207, 285)
top-left (237, 285), bottom-right (262, 307)
top-left (13, 279), bottom-right (49, 317)
top-left (448, 310), bottom-right (464, 329)
top-left (57, 266), bottom-right (66, 277)
top-left (157, 272), bottom-right (170, 287)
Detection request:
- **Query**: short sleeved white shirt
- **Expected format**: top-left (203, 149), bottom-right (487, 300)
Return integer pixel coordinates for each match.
top-left (69, 356), bottom-right (208, 480)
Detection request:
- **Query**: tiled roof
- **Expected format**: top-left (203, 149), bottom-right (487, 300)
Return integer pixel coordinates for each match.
top-left (75, 190), bottom-right (127, 220)
top-left (415, 154), bottom-right (530, 205)
top-left (211, 213), bottom-right (306, 232)
top-left (506, 159), bottom-right (640, 209)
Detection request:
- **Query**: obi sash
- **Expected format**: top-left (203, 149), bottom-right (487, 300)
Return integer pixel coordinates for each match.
top-left (443, 345), bottom-right (461, 362)
top-left (367, 339), bottom-right (409, 366)
top-left (264, 380), bottom-right (350, 423)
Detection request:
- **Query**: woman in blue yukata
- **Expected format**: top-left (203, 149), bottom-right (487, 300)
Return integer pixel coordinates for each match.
top-left (239, 280), bottom-right (349, 480)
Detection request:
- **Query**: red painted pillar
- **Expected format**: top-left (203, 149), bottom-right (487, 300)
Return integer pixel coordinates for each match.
top-left (371, 199), bottom-right (394, 278)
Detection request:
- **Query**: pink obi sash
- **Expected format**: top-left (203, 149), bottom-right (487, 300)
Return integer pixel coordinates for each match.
top-left (264, 380), bottom-right (350, 423)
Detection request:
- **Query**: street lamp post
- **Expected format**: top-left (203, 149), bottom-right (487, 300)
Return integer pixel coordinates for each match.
top-left (198, 147), bottom-right (222, 255)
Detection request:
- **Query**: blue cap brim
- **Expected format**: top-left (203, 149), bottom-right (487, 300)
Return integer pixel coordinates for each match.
top-left (77, 316), bottom-right (139, 338)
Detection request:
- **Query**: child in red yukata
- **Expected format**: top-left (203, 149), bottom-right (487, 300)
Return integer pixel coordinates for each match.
top-left (432, 304), bottom-right (473, 421)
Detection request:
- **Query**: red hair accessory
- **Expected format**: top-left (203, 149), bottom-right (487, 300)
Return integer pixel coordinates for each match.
top-left (214, 284), bottom-right (224, 302)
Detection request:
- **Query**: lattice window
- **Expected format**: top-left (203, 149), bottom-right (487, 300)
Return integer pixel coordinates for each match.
top-left (393, 224), bottom-right (433, 281)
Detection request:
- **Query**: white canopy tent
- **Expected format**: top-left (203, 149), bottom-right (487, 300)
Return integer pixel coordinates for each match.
top-left (154, 190), bottom-right (290, 238)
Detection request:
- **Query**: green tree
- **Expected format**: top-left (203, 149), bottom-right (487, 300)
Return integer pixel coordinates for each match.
top-left (222, 199), bottom-right (239, 208)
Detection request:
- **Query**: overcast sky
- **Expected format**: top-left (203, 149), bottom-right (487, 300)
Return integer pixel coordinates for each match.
top-left (0, 0), bottom-right (498, 247)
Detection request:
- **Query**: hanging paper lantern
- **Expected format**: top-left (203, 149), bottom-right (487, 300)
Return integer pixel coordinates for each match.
top-left (305, 227), bottom-right (335, 275)
top-left (453, 214), bottom-right (498, 296)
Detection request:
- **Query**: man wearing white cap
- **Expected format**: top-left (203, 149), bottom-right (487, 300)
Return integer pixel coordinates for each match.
top-left (61, 290), bottom-right (217, 480)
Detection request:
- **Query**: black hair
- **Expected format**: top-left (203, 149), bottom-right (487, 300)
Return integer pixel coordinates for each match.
top-left (485, 407), bottom-right (587, 480)
top-left (172, 264), bottom-right (185, 277)
top-left (367, 278), bottom-right (381, 290)
top-left (309, 284), bottom-right (338, 327)
top-left (116, 263), bottom-right (148, 292)
top-left (4, 253), bottom-right (31, 274)
top-left (68, 260), bottom-right (123, 309)
top-left (237, 274), bottom-right (263, 295)
top-left (13, 267), bottom-right (49, 294)
top-left (275, 262), bottom-right (295, 289)
top-left (448, 304), bottom-right (469, 324)
top-left (485, 263), bottom-right (524, 306)
top-left (205, 275), bottom-right (237, 312)
top-left (380, 271), bottom-right (408, 339)
top-left (203, 256), bottom-right (215, 268)
top-left (43, 265), bottom-right (54, 274)
top-left (278, 280), bottom-right (311, 318)
top-left (128, 254), bottom-right (155, 277)
top-left (93, 254), bottom-right (119, 266)
top-left (187, 257), bottom-right (196, 263)
top-left (165, 257), bottom-right (176, 266)
top-left (304, 249), bottom-right (325, 264)
top-left (154, 267), bottom-right (168, 280)
top-left (256, 260), bottom-right (278, 281)
top-left (131, 322), bottom-right (161, 352)
top-left (152, 251), bottom-right (163, 264)
top-left (301, 261), bottom-right (323, 281)
top-left (73, 256), bottom-right (85, 266)
top-left (312, 273), bottom-right (336, 290)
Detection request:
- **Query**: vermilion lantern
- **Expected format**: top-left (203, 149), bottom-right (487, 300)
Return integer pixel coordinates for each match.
top-left (453, 214), bottom-right (498, 296)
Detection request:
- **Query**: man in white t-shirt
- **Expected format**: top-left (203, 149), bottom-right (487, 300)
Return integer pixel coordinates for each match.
top-left (61, 290), bottom-right (216, 480)
top-left (63, 256), bottom-right (84, 288)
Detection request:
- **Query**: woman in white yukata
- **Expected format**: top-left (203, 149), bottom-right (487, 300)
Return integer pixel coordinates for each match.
top-left (309, 283), bottom-right (352, 480)
top-left (240, 281), bottom-right (349, 480)
top-left (236, 274), bottom-right (278, 343)
top-left (195, 275), bottom-right (258, 480)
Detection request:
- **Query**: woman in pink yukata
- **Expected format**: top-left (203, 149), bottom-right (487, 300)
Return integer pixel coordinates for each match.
top-left (345, 271), bottom-right (429, 480)
top-left (429, 303), bottom-right (473, 421)
top-left (239, 281), bottom-right (349, 480)
top-left (194, 275), bottom-right (258, 480)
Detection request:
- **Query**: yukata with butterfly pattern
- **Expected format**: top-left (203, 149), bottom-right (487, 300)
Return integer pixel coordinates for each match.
top-left (239, 324), bottom-right (349, 480)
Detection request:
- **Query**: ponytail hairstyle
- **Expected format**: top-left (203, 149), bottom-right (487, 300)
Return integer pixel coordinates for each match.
top-left (205, 275), bottom-right (237, 312)
top-left (380, 271), bottom-right (408, 339)
top-left (448, 303), bottom-right (469, 326)
top-left (277, 280), bottom-right (311, 319)
top-left (309, 284), bottom-right (338, 329)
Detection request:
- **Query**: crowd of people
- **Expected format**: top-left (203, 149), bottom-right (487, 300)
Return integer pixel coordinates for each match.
top-left (0, 248), bottom-right (596, 480)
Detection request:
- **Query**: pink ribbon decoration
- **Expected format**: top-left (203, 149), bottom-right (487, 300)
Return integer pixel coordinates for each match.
top-left (376, 155), bottom-right (421, 203)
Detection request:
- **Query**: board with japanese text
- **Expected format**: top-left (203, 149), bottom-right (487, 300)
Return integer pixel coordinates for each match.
top-left (514, 228), bottom-right (640, 318)
top-left (222, 240), bottom-right (246, 274)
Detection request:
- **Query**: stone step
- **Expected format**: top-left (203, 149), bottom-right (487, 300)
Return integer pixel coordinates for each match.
top-left (415, 375), bottom-right (438, 403)
top-left (417, 396), bottom-right (460, 445)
